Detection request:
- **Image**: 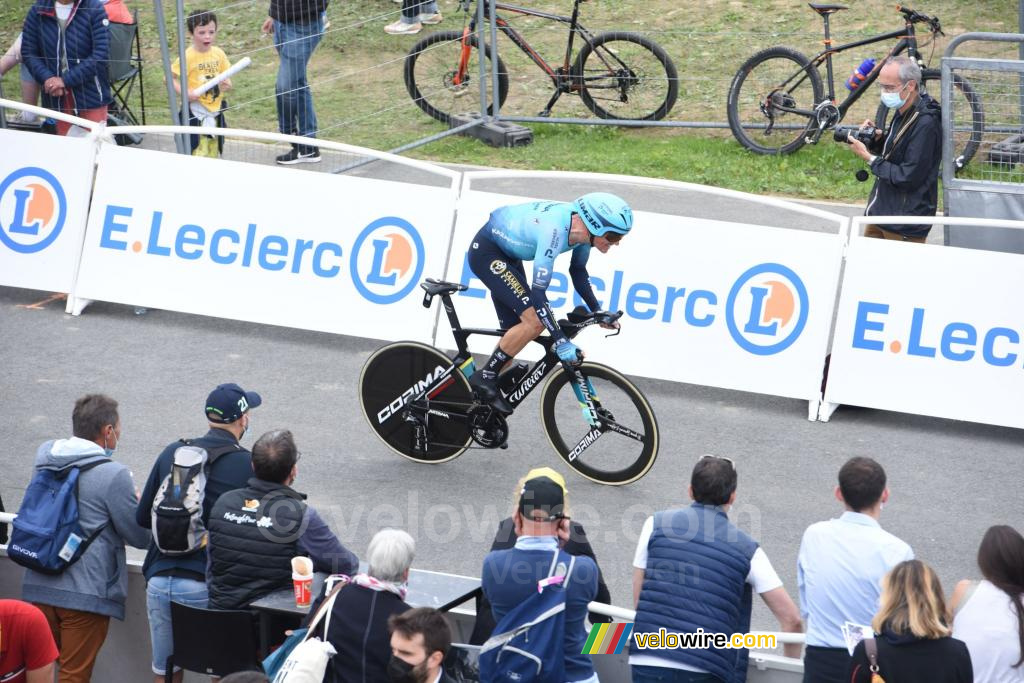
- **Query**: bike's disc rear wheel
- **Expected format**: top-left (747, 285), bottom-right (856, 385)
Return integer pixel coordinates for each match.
top-left (359, 342), bottom-right (473, 463)
top-left (540, 362), bottom-right (658, 485)
top-left (404, 29), bottom-right (510, 125)
top-left (873, 68), bottom-right (984, 171)
top-left (573, 32), bottom-right (678, 121)
top-left (727, 46), bottom-right (824, 154)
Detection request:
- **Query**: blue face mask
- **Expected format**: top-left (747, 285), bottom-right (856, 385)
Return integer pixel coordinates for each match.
top-left (104, 432), bottom-right (118, 457)
top-left (881, 84), bottom-right (908, 110)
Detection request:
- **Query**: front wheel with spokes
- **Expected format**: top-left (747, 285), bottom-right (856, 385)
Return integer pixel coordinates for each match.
top-left (727, 46), bottom-right (824, 154)
top-left (540, 362), bottom-right (658, 485)
top-left (404, 29), bottom-right (510, 125)
top-left (573, 32), bottom-right (678, 121)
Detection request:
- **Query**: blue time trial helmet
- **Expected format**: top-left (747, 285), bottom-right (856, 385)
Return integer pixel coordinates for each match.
top-left (573, 192), bottom-right (633, 238)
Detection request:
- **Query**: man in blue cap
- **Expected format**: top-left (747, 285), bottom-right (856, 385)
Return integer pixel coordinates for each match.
top-left (135, 383), bottom-right (262, 683)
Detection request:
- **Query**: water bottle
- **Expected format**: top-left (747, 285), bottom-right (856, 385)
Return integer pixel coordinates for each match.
top-left (845, 58), bottom-right (876, 91)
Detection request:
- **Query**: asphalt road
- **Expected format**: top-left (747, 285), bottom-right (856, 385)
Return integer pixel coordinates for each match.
top-left (1, 269), bottom-right (1018, 632)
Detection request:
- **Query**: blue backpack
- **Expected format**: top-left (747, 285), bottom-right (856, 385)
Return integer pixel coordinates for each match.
top-left (8, 460), bottom-right (109, 575)
top-left (480, 550), bottom-right (577, 683)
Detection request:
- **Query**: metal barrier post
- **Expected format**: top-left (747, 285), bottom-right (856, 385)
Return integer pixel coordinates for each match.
top-left (152, 0), bottom-right (189, 153)
top-left (175, 0), bottom-right (190, 153)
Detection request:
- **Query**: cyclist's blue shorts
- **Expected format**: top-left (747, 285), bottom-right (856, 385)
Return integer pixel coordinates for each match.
top-left (468, 226), bottom-right (532, 330)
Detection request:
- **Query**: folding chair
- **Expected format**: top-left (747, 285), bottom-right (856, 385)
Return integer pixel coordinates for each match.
top-left (106, 9), bottom-right (145, 145)
top-left (165, 601), bottom-right (264, 682)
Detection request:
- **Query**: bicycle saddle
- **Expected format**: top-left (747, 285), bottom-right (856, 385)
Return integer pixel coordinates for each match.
top-left (808, 3), bottom-right (848, 14)
top-left (420, 278), bottom-right (468, 296)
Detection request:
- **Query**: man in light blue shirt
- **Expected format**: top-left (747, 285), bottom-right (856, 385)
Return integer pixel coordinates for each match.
top-left (797, 457), bottom-right (913, 683)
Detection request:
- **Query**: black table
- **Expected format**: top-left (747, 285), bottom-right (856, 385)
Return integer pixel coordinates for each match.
top-left (250, 566), bottom-right (483, 657)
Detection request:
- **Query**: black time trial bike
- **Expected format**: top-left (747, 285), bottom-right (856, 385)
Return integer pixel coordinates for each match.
top-left (726, 4), bottom-right (984, 170)
top-left (403, 0), bottom-right (678, 125)
top-left (358, 278), bottom-right (659, 486)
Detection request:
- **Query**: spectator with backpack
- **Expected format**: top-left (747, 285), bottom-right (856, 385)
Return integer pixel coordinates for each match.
top-left (15, 394), bottom-right (150, 683)
top-left (135, 382), bottom-right (263, 683)
top-left (480, 467), bottom-right (600, 683)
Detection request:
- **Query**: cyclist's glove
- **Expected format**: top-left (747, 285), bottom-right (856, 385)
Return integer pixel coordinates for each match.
top-left (555, 339), bottom-right (582, 364)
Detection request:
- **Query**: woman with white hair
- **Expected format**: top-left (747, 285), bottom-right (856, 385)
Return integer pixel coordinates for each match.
top-left (306, 528), bottom-right (415, 683)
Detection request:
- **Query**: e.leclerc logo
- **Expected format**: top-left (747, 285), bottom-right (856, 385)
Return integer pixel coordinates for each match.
top-left (0, 167), bottom-right (67, 254)
top-left (349, 217), bottom-right (425, 304)
top-left (98, 206), bottom-right (424, 305)
top-left (726, 263), bottom-right (809, 355)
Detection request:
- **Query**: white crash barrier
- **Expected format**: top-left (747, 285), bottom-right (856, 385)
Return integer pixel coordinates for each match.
top-left (823, 216), bottom-right (1024, 429)
top-left (0, 123), bottom-right (99, 295)
top-left (450, 174), bottom-right (848, 406)
top-left (71, 133), bottom-right (460, 343)
top-left (5, 107), bottom-right (1024, 431)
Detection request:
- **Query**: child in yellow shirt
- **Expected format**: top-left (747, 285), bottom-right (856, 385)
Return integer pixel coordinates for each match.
top-left (171, 10), bottom-right (232, 158)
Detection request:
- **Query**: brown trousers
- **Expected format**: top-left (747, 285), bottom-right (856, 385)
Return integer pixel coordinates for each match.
top-left (863, 224), bottom-right (928, 243)
top-left (34, 604), bottom-right (110, 683)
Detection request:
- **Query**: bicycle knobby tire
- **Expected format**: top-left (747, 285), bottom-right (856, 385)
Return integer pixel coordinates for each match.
top-left (404, 30), bottom-right (510, 125)
top-left (573, 32), bottom-right (678, 121)
top-left (727, 46), bottom-right (824, 155)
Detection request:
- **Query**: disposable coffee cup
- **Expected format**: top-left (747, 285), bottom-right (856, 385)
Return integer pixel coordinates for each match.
top-left (291, 556), bottom-right (314, 608)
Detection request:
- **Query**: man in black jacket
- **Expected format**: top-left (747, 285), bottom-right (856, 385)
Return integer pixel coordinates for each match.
top-left (260, 0), bottom-right (327, 165)
top-left (137, 382), bottom-right (261, 683)
top-left (846, 56), bottom-right (942, 243)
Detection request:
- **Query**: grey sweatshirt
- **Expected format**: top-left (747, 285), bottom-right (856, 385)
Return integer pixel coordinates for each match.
top-left (21, 437), bottom-right (151, 620)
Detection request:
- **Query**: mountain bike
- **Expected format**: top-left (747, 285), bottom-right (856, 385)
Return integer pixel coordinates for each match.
top-left (726, 4), bottom-right (984, 170)
top-left (358, 279), bottom-right (659, 486)
top-left (403, 0), bottom-right (678, 125)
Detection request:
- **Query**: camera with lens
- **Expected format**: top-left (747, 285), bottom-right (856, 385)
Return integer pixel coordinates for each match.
top-left (833, 124), bottom-right (878, 145)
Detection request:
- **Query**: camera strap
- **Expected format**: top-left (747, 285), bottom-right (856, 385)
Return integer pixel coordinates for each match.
top-left (881, 109), bottom-right (920, 161)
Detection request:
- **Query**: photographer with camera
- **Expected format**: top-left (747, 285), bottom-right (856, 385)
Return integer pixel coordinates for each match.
top-left (841, 56), bottom-right (942, 244)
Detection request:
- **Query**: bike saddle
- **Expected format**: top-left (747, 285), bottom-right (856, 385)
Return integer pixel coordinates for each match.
top-left (808, 3), bottom-right (848, 15)
top-left (420, 278), bottom-right (468, 296)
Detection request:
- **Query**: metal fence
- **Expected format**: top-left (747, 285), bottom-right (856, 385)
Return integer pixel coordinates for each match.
top-left (942, 32), bottom-right (1024, 252)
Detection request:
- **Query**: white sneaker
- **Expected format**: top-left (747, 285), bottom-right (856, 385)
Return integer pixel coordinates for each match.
top-left (419, 12), bottom-right (443, 24)
top-left (384, 19), bottom-right (422, 34)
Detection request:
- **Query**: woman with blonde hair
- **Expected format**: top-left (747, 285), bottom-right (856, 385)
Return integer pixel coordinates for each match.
top-left (848, 559), bottom-right (972, 682)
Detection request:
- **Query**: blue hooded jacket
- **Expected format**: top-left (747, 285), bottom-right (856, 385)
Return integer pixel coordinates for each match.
top-left (22, 0), bottom-right (111, 115)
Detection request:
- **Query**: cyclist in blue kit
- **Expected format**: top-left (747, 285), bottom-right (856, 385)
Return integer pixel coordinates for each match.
top-left (467, 192), bottom-right (633, 413)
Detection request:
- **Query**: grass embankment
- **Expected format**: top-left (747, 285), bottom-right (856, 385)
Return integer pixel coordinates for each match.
top-left (2, 0), bottom-right (1018, 202)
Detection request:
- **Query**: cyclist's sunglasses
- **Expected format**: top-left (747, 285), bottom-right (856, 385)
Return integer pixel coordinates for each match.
top-left (604, 232), bottom-right (624, 244)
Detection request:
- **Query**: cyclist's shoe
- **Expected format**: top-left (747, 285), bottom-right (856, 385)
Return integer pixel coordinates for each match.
top-left (469, 370), bottom-right (513, 415)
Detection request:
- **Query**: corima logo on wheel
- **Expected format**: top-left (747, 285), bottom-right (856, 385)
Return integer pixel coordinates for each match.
top-left (377, 364), bottom-right (449, 423)
top-left (97, 207), bottom-right (426, 304)
top-left (0, 168), bottom-right (67, 254)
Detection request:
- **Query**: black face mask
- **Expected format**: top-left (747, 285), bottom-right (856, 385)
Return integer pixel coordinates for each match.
top-left (387, 655), bottom-right (423, 683)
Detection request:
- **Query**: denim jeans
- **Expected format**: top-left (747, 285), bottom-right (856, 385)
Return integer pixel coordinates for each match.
top-left (400, 0), bottom-right (440, 22)
top-left (631, 665), bottom-right (724, 683)
top-left (146, 575), bottom-right (208, 674)
top-left (273, 16), bottom-right (324, 140)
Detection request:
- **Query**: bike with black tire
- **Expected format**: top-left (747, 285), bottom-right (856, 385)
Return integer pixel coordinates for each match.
top-left (403, 0), bottom-right (678, 125)
top-left (726, 4), bottom-right (984, 171)
top-left (358, 278), bottom-right (659, 486)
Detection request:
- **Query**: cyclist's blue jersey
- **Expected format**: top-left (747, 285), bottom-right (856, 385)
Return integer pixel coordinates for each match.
top-left (485, 200), bottom-right (591, 295)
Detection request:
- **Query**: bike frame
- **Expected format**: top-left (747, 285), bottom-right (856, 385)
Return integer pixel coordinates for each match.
top-left (406, 288), bottom-right (605, 450)
top-left (776, 16), bottom-right (926, 120)
top-left (455, 0), bottom-right (597, 87)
